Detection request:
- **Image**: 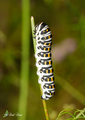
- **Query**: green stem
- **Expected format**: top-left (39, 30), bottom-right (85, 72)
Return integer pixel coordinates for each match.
top-left (18, 0), bottom-right (30, 120)
top-left (31, 16), bottom-right (49, 120)
top-left (73, 108), bottom-right (85, 120)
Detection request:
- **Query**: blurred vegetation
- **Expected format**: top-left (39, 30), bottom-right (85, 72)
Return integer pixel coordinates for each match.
top-left (0, 0), bottom-right (85, 120)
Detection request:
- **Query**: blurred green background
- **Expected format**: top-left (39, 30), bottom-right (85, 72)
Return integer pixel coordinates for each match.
top-left (0, 0), bottom-right (85, 120)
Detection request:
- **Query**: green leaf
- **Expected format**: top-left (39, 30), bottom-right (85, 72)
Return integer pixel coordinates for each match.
top-left (57, 109), bottom-right (75, 120)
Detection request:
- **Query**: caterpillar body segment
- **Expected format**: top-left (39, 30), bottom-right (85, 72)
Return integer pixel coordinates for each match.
top-left (37, 66), bottom-right (53, 76)
top-left (36, 45), bottom-right (51, 52)
top-left (38, 75), bottom-right (54, 84)
top-left (41, 90), bottom-right (55, 100)
top-left (36, 40), bottom-right (52, 47)
top-left (35, 22), bottom-right (48, 34)
top-left (41, 82), bottom-right (55, 91)
top-left (35, 51), bottom-right (51, 59)
top-left (36, 58), bottom-right (52, 68)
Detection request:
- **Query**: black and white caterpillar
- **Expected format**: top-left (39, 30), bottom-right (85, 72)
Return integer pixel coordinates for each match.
top-left (34, 22), bottom-right (55, 100)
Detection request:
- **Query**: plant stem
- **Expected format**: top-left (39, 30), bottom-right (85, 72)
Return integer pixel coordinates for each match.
top-left (18, 0), bottom-right (30, 120)
top-left (31, 16), bottom-right (49, 120)
top-left (73, 108), bottom-right (85, 120)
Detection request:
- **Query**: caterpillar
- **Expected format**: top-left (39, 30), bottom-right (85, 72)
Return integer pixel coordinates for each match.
top-left (34, 22), bottom-right (55, 100)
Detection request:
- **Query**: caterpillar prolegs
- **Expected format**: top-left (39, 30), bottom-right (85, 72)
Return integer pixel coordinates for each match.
top-left (34, 22), bottom-right (55, 100)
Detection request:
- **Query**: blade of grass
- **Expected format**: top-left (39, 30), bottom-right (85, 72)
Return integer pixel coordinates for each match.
top-left (73, 108), bottom-right (85, 120)
top-left (57, 109), bottom-right (75, 120)
top-left (56, 75), bottom-right (85, 104)
top-left (18, 0), bottom-right (30, 120)
top-left (31, 16), bottom-right (49, 120)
